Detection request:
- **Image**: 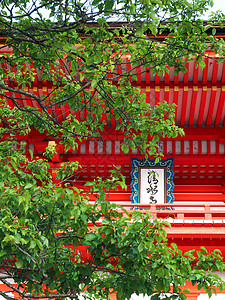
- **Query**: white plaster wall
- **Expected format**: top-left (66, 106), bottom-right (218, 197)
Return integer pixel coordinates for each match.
top-left (198, 294), bottom-right (225, 300)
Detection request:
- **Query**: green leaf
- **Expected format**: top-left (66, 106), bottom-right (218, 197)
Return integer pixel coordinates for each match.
top-left (84, 181), bottom-right (94, 186)
top-left (29, 149), bottom-right (33, 159)
top-left (24, 183), bottom-right (33, 189)
top-left (105, 0), bottom-right (114, 10)
top-left (128, 139), bottom-right (135, 150)
top-left (15, 260), bottom-right (23, 268)
top-left (121, 143), bottom-right (129, 153)
top-left (208, 289), bottom-right (212, 298)
top-left (138, 243), bottom-right (144, 253)
top-left (199, 61), bottom-right (206, 69)
top-left (101, 201), bottom-right (108, 214)
top-left (29, 240), bottom-right (36, 249)
top-left (117, 290), bottom-right (125, 300)
top-left (86, 56), bottom-right (94, 66)
top-left (64, 144), bottom-right (71, 152)
top-left (214, 249), bottom-right (222, 254)
top-left (100, 190), bottom-right (106, 201)
top-left (152, 135), bottom-right (159, 144)
top-left (85, 233), bottom-right (97, 241)
top-left (80, 73), bottom-right (85, 81)
top-left (0, 250), bottom-right (7, 258)
top-left (91, 79), bottom-right (97, 88)
top-left (204, 25), bottom-right (211, 32)
top-left (35, 239), bottom-right (43, 249)
top-left (200, 246), bottom-right (207, 252)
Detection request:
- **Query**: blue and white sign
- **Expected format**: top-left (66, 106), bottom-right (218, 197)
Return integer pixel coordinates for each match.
top-left (130, 158), bottom-right (174, 204)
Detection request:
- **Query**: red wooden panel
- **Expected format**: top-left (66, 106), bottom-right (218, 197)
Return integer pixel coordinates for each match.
top-left (189, 88), bottom-right (198, 127)
top-left (67, 154), bottom-right (224, 166)
top-left (154, 86), bottom-right (160, 105)
top-left (173, 87), bottom-right (179, 123)
top-left (202, 57), bottom-right (208, 84)
top-left (145, 86), bottom-right (151, 103)
top-left (215, 88), bottom-right (225, 126)
top-left (87, 193), bottom-right (224, 202)
top-left (174, 72), bottom-right (179, 85)
top-left (197, 87), bottom-right (207, 127)
top-left (145, 67), bottom-right (150, 85)
top-left (78, 185), bottom-right (224, 194)
top-left (183, 62), bottom-right (189, 85)
top-left (149, 87), bottom-right (155, 107)
top-left (212, 59), bottom-right (219, 84)
top-left (164, 87), bottom-right (169, 104)
top-left (155, 73), bottom-right (160, 85)
top-left (164, 69), bottom-right (169, 85)
top-left (121, 203), bottom-right (225, 208)
top-left (136, 65), bottom-right (141, 85)
top-left (180, 88), bottom-right (188, 127)
top-left (206, 87), bottom-right (217, 127)
top-left (174, 185), bottom-right (223, 193)
top-left (174, 194), bottom-right (224, 201)
top-left (126, 57), bottom-right (132, 80)
top-left (193, 59), bottom-right (198, 84)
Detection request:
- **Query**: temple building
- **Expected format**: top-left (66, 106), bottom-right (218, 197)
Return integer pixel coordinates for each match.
top-left (0, 36), bottom-right (225, 299)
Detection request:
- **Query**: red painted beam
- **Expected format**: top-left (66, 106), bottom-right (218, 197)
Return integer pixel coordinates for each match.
top-left (173, 86), bottom-right (179, 123)
top-left (166, 226), bottom-right (225, 239)
top-left (16, 127), bottom-right (225, 142)
top-left (215, 88), bottom-right (225, 127)
top-left (77, 185), bottom-right (224, 194)
top-left (87, 193), bottom-right (224, 202)
top-left (206, 87), bottom-right (217, 127)
top-left (189, 87), bottom-right (198, 127)
top-left (183, 62), bottom-right (189, 85)
top-left (198, 87), bottom-right (207, 127)
top-left (193, 59), bottom-right (198, 85)
top-left (67, 154), bottom-right (224, 165)
top-left (174, 185), bottom-right (224, 193)
top-left (180, 87), bottom-right (188, 127)
top-left (212, 58), bottom-right (219, 85)
top-left (202, 57), bottom-right (209, 84)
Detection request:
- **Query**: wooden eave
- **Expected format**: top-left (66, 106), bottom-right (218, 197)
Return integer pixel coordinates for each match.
top-left (1, 32), bottom-right (225, 252)
top-left (1, 53), bottom-right (225, 185)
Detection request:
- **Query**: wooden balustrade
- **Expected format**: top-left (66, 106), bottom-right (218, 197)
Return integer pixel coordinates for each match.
top-left (120, 203), bottom-right (225, 220)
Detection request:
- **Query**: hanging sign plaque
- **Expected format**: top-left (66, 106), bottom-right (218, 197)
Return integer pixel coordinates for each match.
top-left (130, 158), bottom-right (174, 204)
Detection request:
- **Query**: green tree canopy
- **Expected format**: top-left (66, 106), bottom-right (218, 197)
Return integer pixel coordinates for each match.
top-left (2, 0), bottom-right (225, 155)
top-left (0, 0), bottom-right (225, 299)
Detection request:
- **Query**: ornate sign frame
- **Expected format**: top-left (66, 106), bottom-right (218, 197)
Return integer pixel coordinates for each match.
top-left (130, 158), bottom-right (174, 204)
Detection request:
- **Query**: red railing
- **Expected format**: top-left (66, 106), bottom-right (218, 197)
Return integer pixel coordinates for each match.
top-left (120, 203), bottom-right (225, 220)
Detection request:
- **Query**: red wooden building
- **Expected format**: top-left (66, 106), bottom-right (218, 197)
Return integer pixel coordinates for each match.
top-left (1, 37), bottom-right (225, 299)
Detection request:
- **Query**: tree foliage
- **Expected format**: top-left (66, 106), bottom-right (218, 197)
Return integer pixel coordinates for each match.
top-left (0, 0), bottom-right (225, 299)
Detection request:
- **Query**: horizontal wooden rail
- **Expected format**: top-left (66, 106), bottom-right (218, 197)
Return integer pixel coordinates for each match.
top-left (68, 155), bottom-right (224, 165)
top-left (78, 185), bottom-right (225, 193)
top-left (121, 203), bottom-right (225, 208)
top-left (174, 194), bottom-right (225, 201)
top-left (119, 204), bottom-right (225, 219)
top-left (86, 193), bottom-right (225, 202)
top-left (174, 185), bottom-right (225, 193)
